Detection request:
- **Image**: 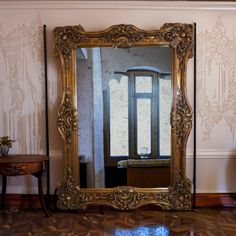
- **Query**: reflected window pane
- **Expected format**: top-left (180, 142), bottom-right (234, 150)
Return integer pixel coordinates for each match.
top-left (110, 75), bottom-right (129, 156)
top-left (135, 75), bottom-right (152, 93)
top-left (137, 99), bottom-right (151, 157)
top-left (159, 78), bottom-right (171, 156)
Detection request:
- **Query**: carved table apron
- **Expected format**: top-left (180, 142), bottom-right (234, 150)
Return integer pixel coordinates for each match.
top-left (0, 155), bottom-right (51, 217)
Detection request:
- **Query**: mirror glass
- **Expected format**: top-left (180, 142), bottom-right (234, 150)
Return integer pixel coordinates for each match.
top-left (76, 46), bottom-right (172, 189)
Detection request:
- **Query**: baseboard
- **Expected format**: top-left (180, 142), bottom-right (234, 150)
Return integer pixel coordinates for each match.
top-left (195, 193), bottom-right (236, 207)
top-left (2, 193), bottom-right (236, 209)
top-left (1, 194), bottom-right (53, 208)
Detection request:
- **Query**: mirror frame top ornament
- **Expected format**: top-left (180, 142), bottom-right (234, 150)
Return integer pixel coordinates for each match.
top-left (53, 23), bottom-right (194, 211)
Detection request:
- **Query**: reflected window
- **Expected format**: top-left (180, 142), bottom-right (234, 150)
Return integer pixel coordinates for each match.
top-left (137, 98), bottom-right (151, 157)
top-left (109, 76), bottom-right (129, 156)
top-left (104, 69), bottom-right (171, 163)
top-left (135, 75), bottom-right (152, 93)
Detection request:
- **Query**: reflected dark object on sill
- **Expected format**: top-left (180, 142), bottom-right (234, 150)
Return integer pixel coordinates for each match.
top-left (79, 155), bottom-right (87, 188)
top-left (140, 146), bottom-right (150, 159)
top-left (80, 162), bottom-right (87, 188)
top-left (105, 166), bottom-right (127, 188)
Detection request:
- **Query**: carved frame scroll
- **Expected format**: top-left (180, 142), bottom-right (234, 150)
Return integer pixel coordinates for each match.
top-left (54, 23), bottom-right (194, 210)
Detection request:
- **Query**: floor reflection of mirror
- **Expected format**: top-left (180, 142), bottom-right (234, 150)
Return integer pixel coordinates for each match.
top-left (77, 46), bottom-right (172, 188)
top-left (1, 207), bottom-right (235, 235)
top-left (114, 225), bottom-right (169, 236)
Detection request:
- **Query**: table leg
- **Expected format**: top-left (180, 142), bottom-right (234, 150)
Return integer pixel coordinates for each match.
top-left (35, 172), bottom-right (52, 217)
top-left (1, 175), bottom-right (6, 210)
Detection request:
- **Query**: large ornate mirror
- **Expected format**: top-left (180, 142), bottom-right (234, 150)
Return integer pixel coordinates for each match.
top-left (54, 23), bottom-right (194, 210)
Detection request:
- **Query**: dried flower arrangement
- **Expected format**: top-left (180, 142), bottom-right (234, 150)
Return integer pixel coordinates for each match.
top-left (0, 135), bottom-right (15, 148)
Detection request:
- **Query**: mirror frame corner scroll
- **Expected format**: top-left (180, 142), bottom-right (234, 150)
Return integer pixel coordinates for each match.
top-left (53, 23), bottom-right (194, 211)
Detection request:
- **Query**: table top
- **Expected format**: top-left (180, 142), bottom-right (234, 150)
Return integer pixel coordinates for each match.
top-left (0, 154), bottom-right (49, 163)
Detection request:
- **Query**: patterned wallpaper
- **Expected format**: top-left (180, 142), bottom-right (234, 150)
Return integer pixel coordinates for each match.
top-left (0, 16), bottom-right (235, 154)
top-left (0, 2), bottom-right (234, 193)
top-left (0, 16), bottom-right (45, 154)
top-left (197, 20), bottom-right (236, 142)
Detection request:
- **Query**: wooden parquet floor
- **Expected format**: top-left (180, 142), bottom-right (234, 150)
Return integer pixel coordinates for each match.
top-left (0, 207), bottom-right (236, 235)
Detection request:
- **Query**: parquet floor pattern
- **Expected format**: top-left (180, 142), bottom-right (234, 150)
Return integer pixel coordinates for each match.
top-left (0, 207), bottom-right (236, 235)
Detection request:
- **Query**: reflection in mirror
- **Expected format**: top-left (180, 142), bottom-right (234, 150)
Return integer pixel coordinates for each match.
top-left (77, 46), bottom-right (172, 189)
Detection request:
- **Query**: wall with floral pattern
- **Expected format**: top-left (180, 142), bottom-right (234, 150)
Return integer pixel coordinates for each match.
top-left (0, 1), bottom-right (235, 193)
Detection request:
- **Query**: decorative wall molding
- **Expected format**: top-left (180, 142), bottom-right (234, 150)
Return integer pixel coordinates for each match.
top-left (47, 150), bottom-right (63, 159)
top-left (36, 149), bottom-right (236, 159)
top-left (196, 193), bottom-right (236, 207)
top-left (23, 148), bottom-right (236, 159)
top-left (187, 149), bottom-right (236, 159)
top-left (0, 1), bottom-right (235, 11)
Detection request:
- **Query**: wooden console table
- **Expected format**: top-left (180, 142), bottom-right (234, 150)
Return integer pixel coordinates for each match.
top-left (0, 155), bottom-right (51, 217)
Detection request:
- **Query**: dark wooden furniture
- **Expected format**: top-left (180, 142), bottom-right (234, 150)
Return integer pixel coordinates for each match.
top-left (127, 166), bottom-right (171, 188)
top-left (117, 159), bottom-right (171, 188)
top-left (0, 154), bottom-right (51, 217)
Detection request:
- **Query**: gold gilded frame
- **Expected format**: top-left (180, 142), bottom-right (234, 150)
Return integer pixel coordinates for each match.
top-left (53, 23), bottom-right (194, 210)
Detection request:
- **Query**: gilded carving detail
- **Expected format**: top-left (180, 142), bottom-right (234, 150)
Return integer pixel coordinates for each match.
top-left (172, 89), bottom-right (192, 148)
top-left (57, 89), bottom-right (78, 146)
top-left (55, 171), bottom-right (191, 211)
top-left (161, 23), bottom-right (194, 69)
top-left (54, 23), bottom-right (193, 211)
top-left (54, 23), bottom-right (194, 70)
top-left (102, 24), bottom-right (160, 48)
top-left (78, 187), bottom-right (155, 211)
top-left (54, 25), bottom-right (87, 69)
top-left (56, 166), bottom-right (81, 210)
top-left (168, 171), bottom-right (191, 209)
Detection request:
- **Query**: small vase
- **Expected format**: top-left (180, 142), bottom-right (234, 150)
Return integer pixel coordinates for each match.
top-left (0, 145), bottom-right (9, 156)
